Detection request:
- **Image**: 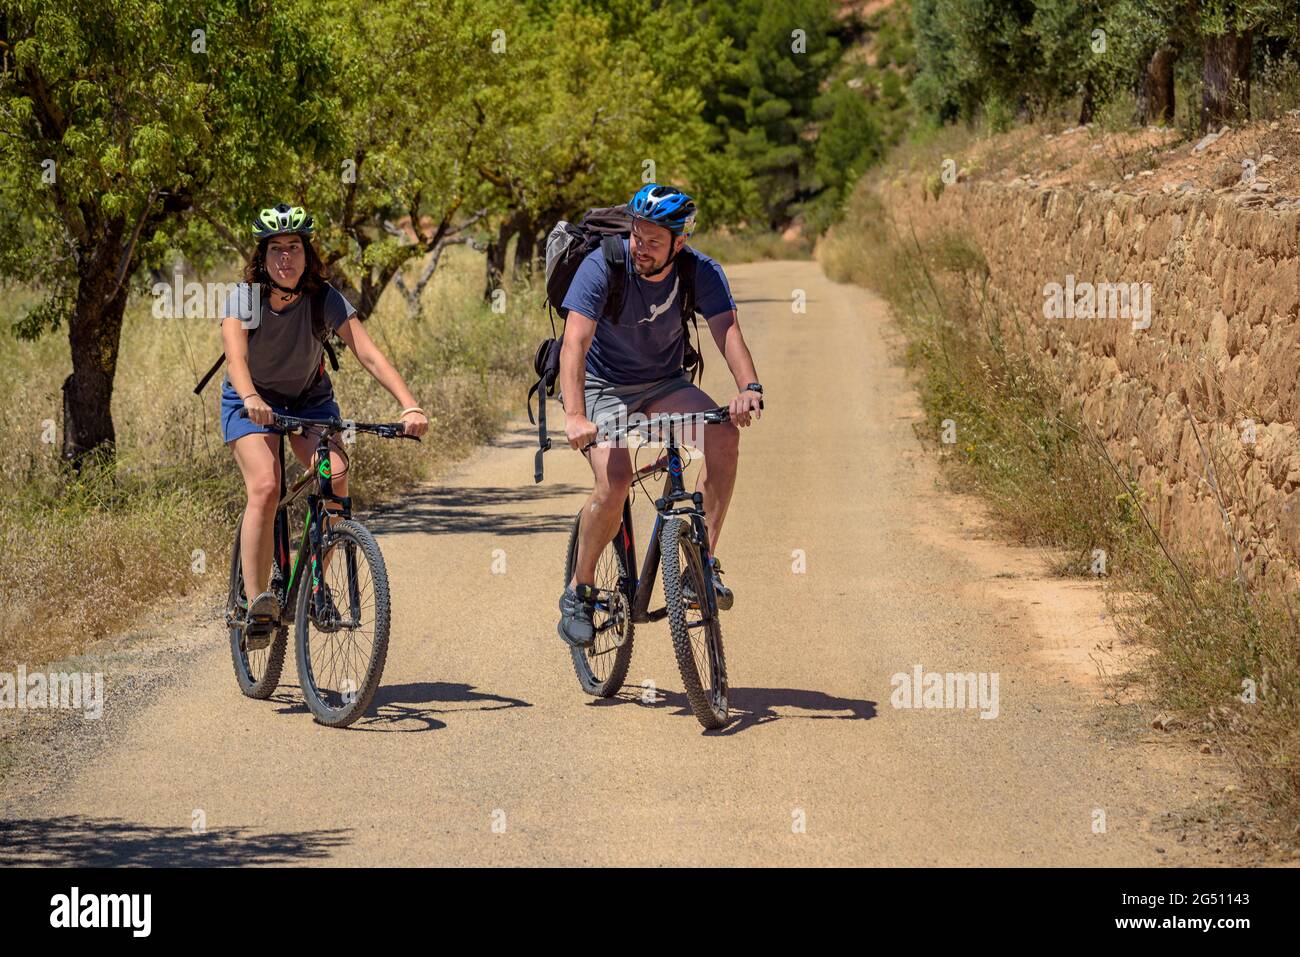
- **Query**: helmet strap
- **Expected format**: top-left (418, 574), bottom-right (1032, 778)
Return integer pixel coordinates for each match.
top-left (262, 271), bottom-right (305, 297)
top-left (271, 279), bottom-right (304, 295)
top-left (660, 236), bottom-right (686, 273)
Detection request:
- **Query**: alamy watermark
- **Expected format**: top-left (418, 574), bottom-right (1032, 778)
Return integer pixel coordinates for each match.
top-left (1042, 275), bottom-right (1152, 331)
top-left (0, 665), bottom-right (104, 719)
top-left (151, 270), bottom-right (261, 327)
top-left (50, 887), bottom-right (150, 937)
top-left (592, 410), bottom-right (709, 450)
top-left (890, 664), bottom-right (999, 719)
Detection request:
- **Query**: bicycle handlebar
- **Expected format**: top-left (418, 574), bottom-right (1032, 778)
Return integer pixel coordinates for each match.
top-left (579, 401), bottom-right (763, 454)
top-left (237, 408), bottom-right (419, 441)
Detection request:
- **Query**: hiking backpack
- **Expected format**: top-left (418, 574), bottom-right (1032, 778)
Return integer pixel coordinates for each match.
top-left (528, 204), bottom-right (704, 482)
top-left (193, 284), bottom-right (342, 399)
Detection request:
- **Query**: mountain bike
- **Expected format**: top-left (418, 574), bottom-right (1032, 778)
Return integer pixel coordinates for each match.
top-left (226, 410), bottom-right (416, 727)
top-left (563, 404), bottom-right (757, 730)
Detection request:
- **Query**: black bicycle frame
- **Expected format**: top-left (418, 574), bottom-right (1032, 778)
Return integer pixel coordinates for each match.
top-left (607, 415), bottom-right (718, 625)
top-left (270, 428), bottom-right (357, 622)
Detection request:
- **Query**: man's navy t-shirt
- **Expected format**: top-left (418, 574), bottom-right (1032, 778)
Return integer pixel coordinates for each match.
top-left (561, 239), bottom-right (736, 385)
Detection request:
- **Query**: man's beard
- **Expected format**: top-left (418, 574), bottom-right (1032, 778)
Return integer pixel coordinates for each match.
top-left (633, 251), bottom-right (669, 277)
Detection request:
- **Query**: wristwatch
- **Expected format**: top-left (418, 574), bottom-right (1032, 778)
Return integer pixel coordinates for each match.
top-left (744, 382), bottom-right (763, 395)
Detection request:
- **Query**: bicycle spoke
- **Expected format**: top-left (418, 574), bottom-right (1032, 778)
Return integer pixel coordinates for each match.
top-left (304, 530), bottom-right (384, 711)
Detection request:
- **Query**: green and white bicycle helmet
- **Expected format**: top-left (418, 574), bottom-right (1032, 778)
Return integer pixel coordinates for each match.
top-left (252, 203), bottom-right (314, 240)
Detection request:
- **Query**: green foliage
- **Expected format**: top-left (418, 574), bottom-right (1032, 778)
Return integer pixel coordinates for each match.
top-left (291, 0), bottom-right (503, 310)
top-left (0, 0), bottom-right (338, 336)
top-left (911, 0), bottom-right (1300, 129)
top-left (0, 0), bottom-right (892, 463)
top-left (475, 1), bottom-right (730, 223)
top-left (699, 0), bottom-right (844, 228)
top-left (913, 0), bottom-right (1041, 122)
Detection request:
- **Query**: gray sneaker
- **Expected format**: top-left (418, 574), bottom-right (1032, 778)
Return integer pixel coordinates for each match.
top-left (243, 590), bottom-right (281, 651)
top-left (683, 557), bottom-right (733, 611)
top-left (710, 557), bottom-right (734, 611)
top-left (557, 584), bottom-right (597, 648)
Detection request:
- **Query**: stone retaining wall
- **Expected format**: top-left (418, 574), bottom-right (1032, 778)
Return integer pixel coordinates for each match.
top-left (882, 177), bottom-right (1300, 587)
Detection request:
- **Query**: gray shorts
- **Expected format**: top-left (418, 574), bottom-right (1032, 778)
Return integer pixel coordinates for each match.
top-left (561, 372), bottom-right (695, 441)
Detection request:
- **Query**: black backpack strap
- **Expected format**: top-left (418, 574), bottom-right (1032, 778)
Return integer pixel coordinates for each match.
top-left (679, 249), bottom-right (698, 321)
top-left (677, 250), bottom-right (703, 384)
top-left (600, 235), bottom-right (627, 325)
top-left (311, 285), bottom-right (340, 371)
top-left (532, 387), bottom-right (550, 483)
top-left (194, 354), bottom-right (225, 395)
top-left (528, 336), bottom-right (564, 482)
top-left (528, 370), bottom-right (550, 483)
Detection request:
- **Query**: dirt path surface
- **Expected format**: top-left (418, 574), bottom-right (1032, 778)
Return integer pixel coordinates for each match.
top-left (1, 260), bottom-right (1238, 866)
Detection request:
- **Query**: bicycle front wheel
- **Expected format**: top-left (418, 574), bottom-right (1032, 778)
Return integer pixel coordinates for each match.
top-left (564, 510), bottom-right (634, 697)
top-left (295, 519), bottom-right (391, 728)
top-left (660, 518), bottom-right (728, 729)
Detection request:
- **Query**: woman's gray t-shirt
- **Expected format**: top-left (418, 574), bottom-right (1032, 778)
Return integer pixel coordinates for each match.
top-left (221, 283), bottom-right (355, 405)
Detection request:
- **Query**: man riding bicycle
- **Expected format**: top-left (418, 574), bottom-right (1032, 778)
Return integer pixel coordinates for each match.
top-left (556, 184), bottom-right (763, 648)
top-left (220, 203), bottom-right (429, 634)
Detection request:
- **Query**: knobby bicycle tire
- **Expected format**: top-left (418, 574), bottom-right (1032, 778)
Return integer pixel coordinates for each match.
top-left (564, 509), bottom-right (634, 697)
top-left (228, 514), bottom-right (289, 699)
top-left (660, 517), bottom-right (728, 729)
top-left (295, 519), bottom-right (391, 727)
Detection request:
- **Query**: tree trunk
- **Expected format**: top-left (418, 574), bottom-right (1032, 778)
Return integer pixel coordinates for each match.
top-left (1138, 46), bottom-right (1177, 125)
top-left (512, 220), bottom-right (538, 280)
top-left (484, 211), bottom-right (523, 301)
top-left (1201, 31), bottom-right (1252, 133)
top-left (62, 232), bottom-right (129, 464)
top-left (356, 261), bottom-right (404, 323)
top-left (1078, 78), bottom-right (1096, 126)
top-left (394, 243), bottom-right (452, 318)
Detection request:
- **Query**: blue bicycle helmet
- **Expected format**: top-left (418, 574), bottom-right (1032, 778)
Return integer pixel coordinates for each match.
top-left (628, 184), bottom-right (697, 236)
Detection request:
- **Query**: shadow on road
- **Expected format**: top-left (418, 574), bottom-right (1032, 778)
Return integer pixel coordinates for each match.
top-left (0, 815), bottom-right (350, 866)
top-left (485, 430), bottom-right (550, 451)
top-left (591, 686), bottom-right (876, 736)
top-left (269, 681), bottom-right (532, 732)
top-left (363, 484), bottom-right (585, 537)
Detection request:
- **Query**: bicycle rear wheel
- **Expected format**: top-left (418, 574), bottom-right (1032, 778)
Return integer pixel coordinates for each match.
top-left (564, 510), bottom-right (634, 697)
top-left (228, 515), bottom-right (289, 699)
top-left (295, 519), bottom-right (391, 728)
top-left (660, 518), bottom-right (728, 729)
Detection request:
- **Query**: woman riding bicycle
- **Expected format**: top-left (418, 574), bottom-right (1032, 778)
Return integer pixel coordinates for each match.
top-left (220, 203), bottom-right (429, 628)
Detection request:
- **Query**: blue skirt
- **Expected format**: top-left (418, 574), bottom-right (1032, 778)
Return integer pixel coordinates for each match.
top-left (220, 381), bottom-right (342, 444)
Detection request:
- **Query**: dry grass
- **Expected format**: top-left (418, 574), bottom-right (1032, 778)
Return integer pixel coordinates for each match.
top-left (0, 244), bottom-right (545, 667)
top-left (689, 229), bottom-right (813, 264)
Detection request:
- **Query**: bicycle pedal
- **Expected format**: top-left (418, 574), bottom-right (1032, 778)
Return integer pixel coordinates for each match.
top-left (243, 624), bottom-right (274, 652)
